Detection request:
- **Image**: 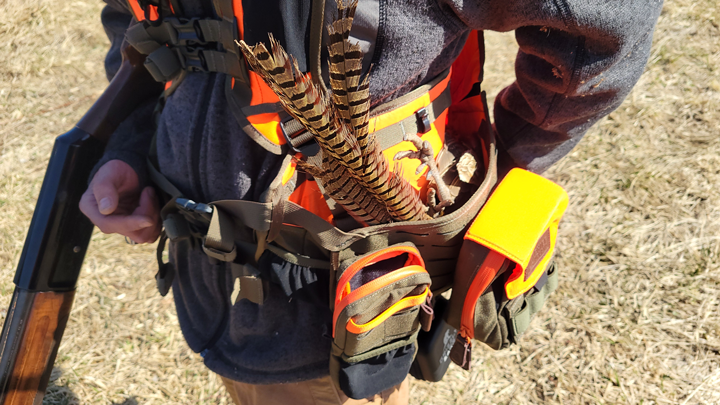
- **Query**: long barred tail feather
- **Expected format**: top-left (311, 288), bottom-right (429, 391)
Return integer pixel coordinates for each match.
top-left (327, 0), bottom-right (371, 149)
top-left (237, 0), bottom-right (430, 224)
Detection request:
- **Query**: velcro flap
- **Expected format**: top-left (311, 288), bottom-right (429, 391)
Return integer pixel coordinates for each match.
top-left (465, 169), bottom-right (568, 299)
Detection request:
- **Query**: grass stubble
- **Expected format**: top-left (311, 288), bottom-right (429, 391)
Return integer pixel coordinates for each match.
top-left (0, 0), bottom-right (718, 403)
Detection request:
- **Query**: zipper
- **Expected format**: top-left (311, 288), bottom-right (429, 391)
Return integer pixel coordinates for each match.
top-left (459, 250), bottom-right (507, 341)
top-left (332, 265), bottom-right (427, 337)
top-left (450, 250), bottom-right (507, 370)
top-left (335, 245), bottom-right (424, 306)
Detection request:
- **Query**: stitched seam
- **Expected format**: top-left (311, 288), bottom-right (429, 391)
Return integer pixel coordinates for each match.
top-left (529, 35), bottom-right (585, 132)
top-left (369, 0), bottom-right (387, 68)
top-left (550, 0), bottom-right (572, 29)
top-left (531, 0), bottom-right (583, 129)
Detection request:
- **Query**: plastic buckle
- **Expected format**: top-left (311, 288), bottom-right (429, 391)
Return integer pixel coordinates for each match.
top-left (175, 198), bottom-right (213, 221)
top-left (178, 46), bottom-right (209, 73)
top-left (416, 107), bottom-right (431, 134)
top-left (163, 17), bottom-right (208, 46)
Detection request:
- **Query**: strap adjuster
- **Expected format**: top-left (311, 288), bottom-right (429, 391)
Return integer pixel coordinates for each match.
top-left (280, 119), bottom-right (320, 157)
top-left (161, 18), bottom-right (209, 46)
top-left (416, 107), bottom-right (431, 134)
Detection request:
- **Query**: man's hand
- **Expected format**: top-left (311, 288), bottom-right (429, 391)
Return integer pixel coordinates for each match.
top-left (79, 159), bottom-right (161, 244)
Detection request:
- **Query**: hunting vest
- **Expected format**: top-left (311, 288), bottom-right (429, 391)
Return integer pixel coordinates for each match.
top-left (122, 0), bottom-right (565, 398)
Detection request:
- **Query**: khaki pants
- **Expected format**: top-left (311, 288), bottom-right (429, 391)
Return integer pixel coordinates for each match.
top-left (221, 376), bottom-right (409, 405)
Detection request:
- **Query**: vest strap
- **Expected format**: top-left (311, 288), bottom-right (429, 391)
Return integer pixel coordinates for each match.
top-left (230, 263), bottom-right (267, 305)
top-left (280, 71), bottom-right (452, 158)
top-left (125, 17), bottom-right (245, 83)
top-left (203, 206), bottom-right (238, 263)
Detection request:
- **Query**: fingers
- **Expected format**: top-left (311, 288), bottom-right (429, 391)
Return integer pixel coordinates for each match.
top-left (80, 185), bottom-right (161, 243)
top-left (125, 187), bottom-right (162, 244)
top-left (89, 160), bottom-right (141, 215)
top-left (92, 180), bottom-right (120, 215)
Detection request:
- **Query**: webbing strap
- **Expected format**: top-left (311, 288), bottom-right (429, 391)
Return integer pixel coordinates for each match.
top-left (230, 263), bottom-right (266, 305)
top-left (280, 74), bottom-right (452, 156)
top-left (125, 17), bottom-right (244, 82)
top-left (273, 133), bottom-right (497, 254)
top-left (212, 200), bottom-right (273, 233)
top-left (203, 206), bottom-right (237, 262)
top-left (266, 244), bottom-right (332, 270)
top-left (510, 263), bottom-right (559, 338)
top-left (126, 17), bottom-right (236, 50)
top-left (212, 0), bottom-right (234, 18)
top-left (146, 157), bottom-right (183, 198)
top-left (375, 83), bottom-right (451, 151)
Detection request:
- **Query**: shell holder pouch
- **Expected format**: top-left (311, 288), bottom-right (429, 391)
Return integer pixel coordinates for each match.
top-left (330, 243), bottom-right (432, 399)
top-left (446, 169), bottom-right (569, 370)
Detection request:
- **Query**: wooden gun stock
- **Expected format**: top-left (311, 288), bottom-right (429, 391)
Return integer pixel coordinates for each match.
top-left (0, 45), bottom-right (162, 404)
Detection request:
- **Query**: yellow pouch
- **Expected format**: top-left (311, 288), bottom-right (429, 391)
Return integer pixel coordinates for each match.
top-left (465, 168), bottom-right (568, 299)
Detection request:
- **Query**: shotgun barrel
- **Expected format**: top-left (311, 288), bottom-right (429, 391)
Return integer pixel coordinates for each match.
top-left (0, 46), bottom-right (161, 404)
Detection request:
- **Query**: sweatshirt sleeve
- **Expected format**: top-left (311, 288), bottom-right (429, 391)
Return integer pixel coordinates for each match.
top-left (444, 0), bottom-right (664, 173)
top-left (89, 1), bottom-right (161, 188)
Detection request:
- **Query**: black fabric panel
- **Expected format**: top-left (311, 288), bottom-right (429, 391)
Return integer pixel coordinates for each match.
top-left (262, 249), bottom-right (329, 306)
top-left (335, 343), bottom-right (415, 400)
top-left (349, 253), bottom-right (408, 290)
top-left (241, 0), bottom-right (312, 73)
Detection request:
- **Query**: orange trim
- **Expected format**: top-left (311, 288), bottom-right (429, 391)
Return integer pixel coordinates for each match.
top-left (232, 0), bottom-right (245, 39)
top-left (446, 30), bottom-right (487, 143)
top-left (249, 72), bottom-right (282, 106)
top-left (459, 250), bottom-right (505, 340)
top-left (287, 178), bottom-right (334, 224)
top-left (335, 245), bottom-right (424, 305)
top-left (246, 72), bottom-right (447, 151)
top-left (332, 265), bottom-right (427, 337)
top-left (126, 1), bottom-right (161, 22)
top-left (148, 6), bottom-right (159, 21)
top-left (164, 80), bottom-right (173, 91)
top-left (346, 287), bottom-right (430, 334)
top-left (368, 73), bottom-right (450, 134)
top-left (449, 31), bottom-right (482, 105)
top-left (247, 112), bottom-right (285, 145)
top-left (127, 0), bottom-right (145, 20)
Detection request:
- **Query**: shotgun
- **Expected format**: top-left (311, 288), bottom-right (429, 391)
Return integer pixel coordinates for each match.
top-left (0, 45), bottom-right (162, 404)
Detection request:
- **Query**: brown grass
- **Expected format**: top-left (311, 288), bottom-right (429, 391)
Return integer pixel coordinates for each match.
top-left (1, 0), bottom-right (719, 403)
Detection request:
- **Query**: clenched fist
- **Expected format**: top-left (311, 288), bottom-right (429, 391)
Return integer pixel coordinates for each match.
top-left (79, 159), bottom-right (161, 244)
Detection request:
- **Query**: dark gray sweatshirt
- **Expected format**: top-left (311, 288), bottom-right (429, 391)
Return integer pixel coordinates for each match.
top-left (98, 0), bottom-right (662, 384)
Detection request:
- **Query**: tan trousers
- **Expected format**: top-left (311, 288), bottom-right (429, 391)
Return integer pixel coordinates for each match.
top-left (220, 376), bottom-right (409, 405)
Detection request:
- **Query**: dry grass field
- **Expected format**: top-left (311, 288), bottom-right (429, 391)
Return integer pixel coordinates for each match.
top-left (1, 0), bottom-right (719, 403)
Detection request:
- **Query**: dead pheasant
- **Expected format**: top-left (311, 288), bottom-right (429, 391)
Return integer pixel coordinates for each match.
top-left (237, 0), bottom-right (431, 224)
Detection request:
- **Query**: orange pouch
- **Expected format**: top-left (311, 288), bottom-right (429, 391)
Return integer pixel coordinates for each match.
top-left (330, 242), bottom-right (432, 399)
top-left (445, 169), bottom-right (568, 369)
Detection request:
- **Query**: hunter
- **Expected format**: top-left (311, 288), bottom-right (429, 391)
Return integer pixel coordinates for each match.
top-left (79, 0), bottom-right (663, 403)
